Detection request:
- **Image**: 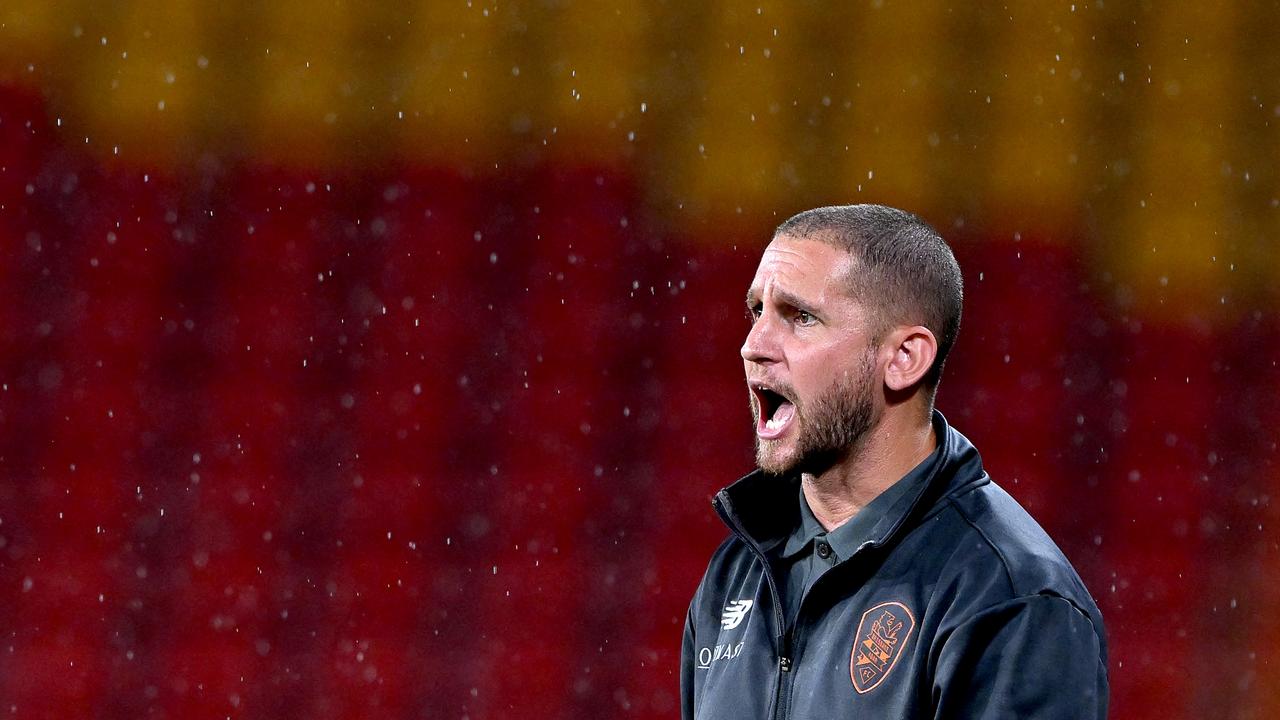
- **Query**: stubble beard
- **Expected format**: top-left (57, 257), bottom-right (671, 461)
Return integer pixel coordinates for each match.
top-left (753, 352), bottom-right (877, 478)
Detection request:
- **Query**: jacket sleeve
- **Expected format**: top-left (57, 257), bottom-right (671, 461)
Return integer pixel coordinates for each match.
top-left (932, 593), bottom-right (1108, 720)
top-left (680, 601), bottom-right (697, 720)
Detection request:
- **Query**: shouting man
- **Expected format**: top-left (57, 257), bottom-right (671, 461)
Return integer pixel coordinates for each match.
top-left (680, 205), bottom-right (1108, 719)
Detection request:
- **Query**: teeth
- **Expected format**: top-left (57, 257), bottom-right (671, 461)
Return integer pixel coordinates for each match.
top-left (765, 415), bottom-right (785, 430)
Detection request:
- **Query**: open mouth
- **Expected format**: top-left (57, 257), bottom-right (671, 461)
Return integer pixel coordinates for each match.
top-left (751, 382), bottom-right (797, 439)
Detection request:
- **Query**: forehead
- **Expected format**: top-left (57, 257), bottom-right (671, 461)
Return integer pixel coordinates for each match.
top-left (748, 234), bottom-right (855, 299)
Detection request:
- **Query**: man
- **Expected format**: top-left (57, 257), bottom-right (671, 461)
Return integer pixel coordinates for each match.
top-left (680, 205), bottom-right (1108, 719)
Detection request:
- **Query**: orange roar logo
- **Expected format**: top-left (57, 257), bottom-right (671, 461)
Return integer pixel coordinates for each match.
top-left (850, 601), bottom-right (916, 694)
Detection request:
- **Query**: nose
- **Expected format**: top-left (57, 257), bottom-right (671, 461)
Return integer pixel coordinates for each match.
top-left (741, 314), bottom-right (780, 365)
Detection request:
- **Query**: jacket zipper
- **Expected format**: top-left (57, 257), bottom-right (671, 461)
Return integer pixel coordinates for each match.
top-left (774, 631), bottom-right (796, 720)
top-left (711, 493), bottom-right (793, 717)
top-left (711, 497), bottom-right (890, 720)
top-left (780, 542), bottom-right (881, 720)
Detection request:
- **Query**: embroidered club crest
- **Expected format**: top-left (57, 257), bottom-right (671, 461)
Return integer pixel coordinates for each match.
top-left (851, 601), bottom-right (915, 694)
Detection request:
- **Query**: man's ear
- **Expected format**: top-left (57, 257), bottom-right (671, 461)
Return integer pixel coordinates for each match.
top-left (883, 326), bottom-right (938, 392)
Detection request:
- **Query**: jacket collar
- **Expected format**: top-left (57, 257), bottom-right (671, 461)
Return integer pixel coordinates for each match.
top-left (713, 410), bottom-right (987, 557)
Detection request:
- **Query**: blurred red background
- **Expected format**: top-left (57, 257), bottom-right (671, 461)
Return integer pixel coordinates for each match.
top-left (1, 2), bottom-right (1278, 718)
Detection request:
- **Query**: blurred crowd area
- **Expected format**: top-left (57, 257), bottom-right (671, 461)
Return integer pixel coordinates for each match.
top-left (1, 1), bottom-right (1278, 719)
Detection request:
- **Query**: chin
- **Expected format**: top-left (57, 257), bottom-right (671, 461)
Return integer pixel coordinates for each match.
top-left (755, 440), bottom-right (798, 477)
top-left (757, 437), bottom-right (844, 479)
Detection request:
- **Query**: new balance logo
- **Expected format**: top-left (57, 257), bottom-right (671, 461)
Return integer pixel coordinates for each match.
top-left (720, 599), bottom-right (753, 630)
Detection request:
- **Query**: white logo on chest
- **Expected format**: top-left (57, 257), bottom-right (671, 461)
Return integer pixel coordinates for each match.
top-left (720, 599), bottom-right (754, 630)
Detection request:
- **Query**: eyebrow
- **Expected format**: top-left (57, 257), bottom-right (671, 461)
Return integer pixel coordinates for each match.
top-left (745, 287), bottom-right (817, 313)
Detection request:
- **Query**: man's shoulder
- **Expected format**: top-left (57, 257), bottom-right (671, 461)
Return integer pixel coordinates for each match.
top-left (926, 477), bottom-right (1100, 621)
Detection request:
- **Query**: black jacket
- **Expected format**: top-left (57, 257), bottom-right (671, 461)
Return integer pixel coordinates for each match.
top-left (681, 412), bottom-right (1108, 719)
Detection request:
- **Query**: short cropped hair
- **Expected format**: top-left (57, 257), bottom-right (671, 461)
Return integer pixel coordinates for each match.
top-left (775, 204), bottom-right (963, 398)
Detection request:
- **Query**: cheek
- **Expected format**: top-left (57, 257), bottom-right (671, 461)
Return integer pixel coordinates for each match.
top-left (795, 353), bottom-right (868, 407)
top-left (794, 355), bottom-right (843, 390)
top-left (789, 372), bottom-right (825, 411)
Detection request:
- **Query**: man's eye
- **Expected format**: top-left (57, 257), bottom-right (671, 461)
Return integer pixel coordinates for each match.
top-left (795, 310), bottom-right (816, 326)
top-left (746, 305), bottom-right (762, 322)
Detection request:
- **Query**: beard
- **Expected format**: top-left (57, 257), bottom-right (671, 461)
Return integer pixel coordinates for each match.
top-left (752, 351), bottom-right (877, 477)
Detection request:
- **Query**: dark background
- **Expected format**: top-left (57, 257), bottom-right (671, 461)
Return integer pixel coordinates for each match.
top-left (1, 2), bottom-right (1278, 718)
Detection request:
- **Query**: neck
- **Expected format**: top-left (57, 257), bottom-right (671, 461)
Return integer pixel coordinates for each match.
top-left (801, 408), bottom-right (936, 532)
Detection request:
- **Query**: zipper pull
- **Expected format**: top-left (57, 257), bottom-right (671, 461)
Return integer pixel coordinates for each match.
top-left (779, 656), bottom-right (792, 672)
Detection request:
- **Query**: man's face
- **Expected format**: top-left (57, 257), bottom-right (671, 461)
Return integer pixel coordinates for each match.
top-left (742, 234), bottom-right (883, 476)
